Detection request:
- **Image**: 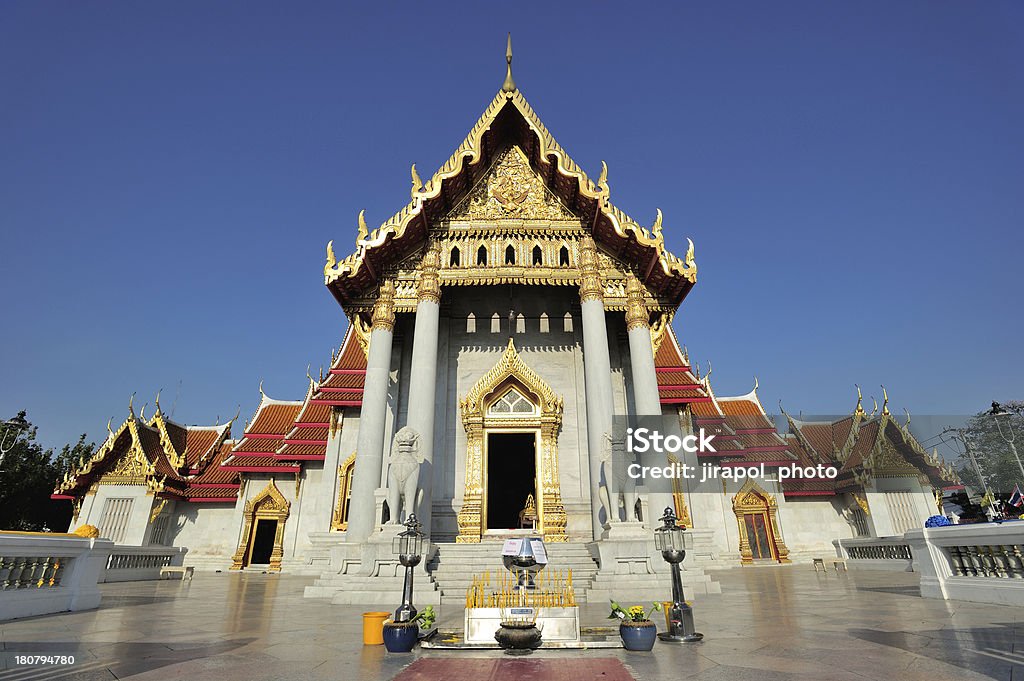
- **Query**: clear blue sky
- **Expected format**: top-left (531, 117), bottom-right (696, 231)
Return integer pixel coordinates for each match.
top-left (2, 2), bottom-right (1021, 453)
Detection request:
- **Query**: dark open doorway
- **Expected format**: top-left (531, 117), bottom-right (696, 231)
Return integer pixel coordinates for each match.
top-left (249, 518), bottom-right (277, 565)
top-left (487, 432), bottom-right (537, 530)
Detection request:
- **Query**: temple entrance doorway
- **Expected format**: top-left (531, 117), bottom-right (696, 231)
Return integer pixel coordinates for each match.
top-left (248, 518), bottom-right (277, 565)
top-left (485, 432), bottom-right (537, 532)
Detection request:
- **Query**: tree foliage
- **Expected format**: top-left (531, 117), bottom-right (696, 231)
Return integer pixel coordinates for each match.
top-left (0, 412), bottom-right (94, 532)
top-left (955, 401), bottom-right (1024, 496)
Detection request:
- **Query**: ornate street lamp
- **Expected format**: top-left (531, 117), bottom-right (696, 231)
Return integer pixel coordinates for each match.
top-left (988, 402), bottom-right (1024, 483)
top-left (392, 513), bottom-right (424, 623)
top-left (654, 507), bottom-right (703, 643)
top-left (0, 411), bottom-right (30, 466)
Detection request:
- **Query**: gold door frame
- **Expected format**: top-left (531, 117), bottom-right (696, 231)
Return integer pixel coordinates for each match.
top-left (231, 479), bottom-right (291, 572)
top-left (482, 427), bottom-right (540, 534)
top-left (732, 479), bottom-right (790, 565)
top-left (457, 339), bottom-right (568, 543)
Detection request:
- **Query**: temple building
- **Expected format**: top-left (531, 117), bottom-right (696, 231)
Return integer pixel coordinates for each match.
top-left (52, 41), bottom-right (960, 601)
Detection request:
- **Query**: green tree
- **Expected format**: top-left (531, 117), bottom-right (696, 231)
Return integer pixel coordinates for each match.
top-left (955, 401), bottom-right (1024, 497)
top-left (0, 413), bottom-right (95, 532)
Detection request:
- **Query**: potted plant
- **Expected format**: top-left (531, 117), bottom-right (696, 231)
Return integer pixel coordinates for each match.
top-left (382, 606), bottom-right (436, 653)
top-left (609, 600), bottom-right (662, 651)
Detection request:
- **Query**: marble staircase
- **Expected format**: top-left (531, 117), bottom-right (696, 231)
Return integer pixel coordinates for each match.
top-left (427, 542), bottom-right (600, 605)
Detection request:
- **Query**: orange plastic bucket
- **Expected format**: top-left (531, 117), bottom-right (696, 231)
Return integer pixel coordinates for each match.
top-left (362, 611), bottom-right (390, 645)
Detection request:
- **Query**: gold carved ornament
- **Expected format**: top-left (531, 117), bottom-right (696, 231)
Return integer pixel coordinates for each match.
top-left (578, 236), bottom-right (603, 303)
top-left (448, 145), bottom-right (578, 222)
top-left (417, 244), bottom-right (442, 304)
top-left (732, 479), bottom-right (790, 565)
top-left (624, 273), bottom-right (650, 330)
top-left (371, 280), bottom-right (396, 332)
top-left (456, 339), bottom-right (568, 543)
top-left (230, 479), bottom-right (291, 572)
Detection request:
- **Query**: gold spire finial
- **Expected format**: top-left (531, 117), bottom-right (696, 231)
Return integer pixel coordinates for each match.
top-left (357, 210), bottom-right (368, 242)
top-left (128, 392), bottom-right (136, 416)
top-left (324, 240), bottom-right (336, 278)
top-left (854, 384), bottom-right (865, 417)
top-left (410, 164), bottom-right (423, 198)
top-left (597, 161), bottom-right (609, 192)
top-left (870, 397), bottom-right (878, 418)
top-left (502, 33), bottom-right (516, 93)
top-left (154, 389), bottom-right (162, 414)
top-left (880, 385), bottom-right (890, 416)
top-left (651, 208), bottom-right (663, 238)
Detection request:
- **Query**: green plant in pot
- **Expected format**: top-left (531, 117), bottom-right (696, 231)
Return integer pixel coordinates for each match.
top-left (383, 606), bottom-right (437, 653)
top-left (609, 600), bottom-right (662, 651)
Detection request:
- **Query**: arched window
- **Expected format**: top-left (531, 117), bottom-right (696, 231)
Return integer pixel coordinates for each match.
top-left (466, 312), bottom-right (476, 333)
top-left (532, 245), bottom-right (543, 265)
top-left (505, 245), bottom-right (516, 265)
top-left (477, 245), bottom-right (488, 266)
top-left (450, 246), bottom-right (460, 267)
top-left (559, 245), bottom-right (570, 266)
top-left (488, 387), bottom-right (537, 417)
top-left (331, 454), bottom-right (356, 531)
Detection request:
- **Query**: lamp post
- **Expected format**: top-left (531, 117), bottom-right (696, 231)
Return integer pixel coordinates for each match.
top-left (0, 411), bottom-right (30, 467)
top-left (653, 507), bottom-right (703, 643)
top-left (392, 513), bottom-right (423, 623)
top-left (988, 402), bottom-right (1024, 483)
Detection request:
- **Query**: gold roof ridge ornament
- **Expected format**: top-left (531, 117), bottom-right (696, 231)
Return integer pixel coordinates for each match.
top-left (502, 33), bottom-right (516, 93)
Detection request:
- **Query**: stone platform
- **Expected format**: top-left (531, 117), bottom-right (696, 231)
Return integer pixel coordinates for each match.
top-left (2, 567), bottom-right (1021, 680)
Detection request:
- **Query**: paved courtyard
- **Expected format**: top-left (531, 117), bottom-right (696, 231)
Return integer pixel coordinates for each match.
top-left (0, 566), bottom-right (1020, 681)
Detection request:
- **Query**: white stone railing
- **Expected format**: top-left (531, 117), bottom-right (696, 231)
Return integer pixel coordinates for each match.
top-left (833, 537), bottom-right (914, 571)
top-left (0, 532), bottom-right (113, 620)
top-left (101, 545), bottom-right (187, 583)
top-left (906, 522), bottom-right (1024, 606)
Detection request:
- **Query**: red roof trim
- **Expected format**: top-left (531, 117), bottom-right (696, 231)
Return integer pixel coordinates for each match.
top-left (656, 366), bottom-right (692, 373)
top-left (783, 491), bottom-right (836, 497)
top-left (293, 422), bottom-right (330, 428)
top-left (658, 385), bottom-right (704, 392)
top-left (189, 483), bottom-right (241, 489)
top-left (275, 453), bottom-right (326, 461)
top-left (330, 368), bottom-right (367, 375)
top-left (187, 497), bottom-right (240, 503)
top-left (283, 438), bottom-right (328, 446)
top-left (311, 399), bottom-right (362, 406)
top-left (50, 494), bottom-right (75, 500)
top-left (243, 433), bottom-right (283, 440)
top-left (718, 460), bottom-right (794, 468)
top-left (221, 464), bottom-right (301, 473)
top-left (734, 428), bottom-right (778, 435)
top-left (660, 397), bottom-right (713, 404)
top-left (319, 387), bottom-right (365, 394)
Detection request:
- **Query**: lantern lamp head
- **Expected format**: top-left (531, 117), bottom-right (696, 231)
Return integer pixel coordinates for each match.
top-left (395, 513), bottom-right (424, 566)
top-left (654, 507), bottom-right (687, 561)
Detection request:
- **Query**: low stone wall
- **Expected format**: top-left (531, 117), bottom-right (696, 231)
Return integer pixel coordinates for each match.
top-left (833, 537), bottom-right (914, 572)
top-left (101, 545), bottom-right (188, 582)
top-left (907, 522), bottom-right (1024, 606)
top-left (0, 532), bottom-right (113, 620)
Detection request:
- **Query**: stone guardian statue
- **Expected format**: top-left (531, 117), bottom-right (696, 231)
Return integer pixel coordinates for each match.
top-left (386, 426), bottom-right (424, 524)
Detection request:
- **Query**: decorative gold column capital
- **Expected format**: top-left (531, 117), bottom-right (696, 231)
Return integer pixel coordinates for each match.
top-left (417, 244), bottom-right (442, 304)
top-left (371, 279), bottom-right (396, 332)
top-left (578, 236), bottom-right (603, 303)
top-left (624, 273), bottom-right (649, 330)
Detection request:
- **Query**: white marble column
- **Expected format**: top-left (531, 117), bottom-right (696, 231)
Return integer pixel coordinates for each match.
top-left (579, 237), bottom-right (615, 538)
top-left (406, 245), bottom-right (441, 535)
top-left (346, 280), bottom-right (396, 543)
top-left (625, 273), bottom-right (671, 521)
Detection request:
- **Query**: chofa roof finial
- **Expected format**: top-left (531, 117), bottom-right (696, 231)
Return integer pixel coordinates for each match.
top-left (502, 33), bottom-right (516, 93)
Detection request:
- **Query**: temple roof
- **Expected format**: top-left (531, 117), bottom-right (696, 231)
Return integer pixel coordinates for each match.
top-left (781, 391), bottom-right (962, 495)
top-left (324, 63), bottom-right (697, 309)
